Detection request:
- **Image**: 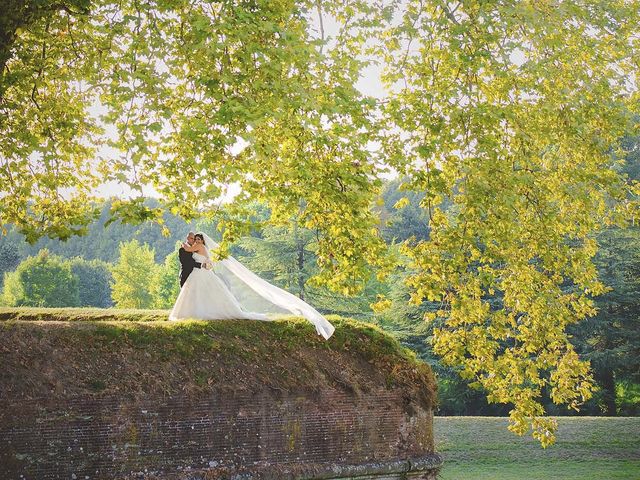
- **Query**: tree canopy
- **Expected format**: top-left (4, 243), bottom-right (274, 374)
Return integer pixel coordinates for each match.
top-left (2, 249), bottom-right (79, 307)
top-left (2, 0), bottom-right (639, 445)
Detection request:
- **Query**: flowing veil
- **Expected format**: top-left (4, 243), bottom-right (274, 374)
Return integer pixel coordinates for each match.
top-left (198, 232), bottom-right (335, 340)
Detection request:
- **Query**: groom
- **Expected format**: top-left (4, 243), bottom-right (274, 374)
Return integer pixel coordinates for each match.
top-left (178, 231), bottom-right (203, 287)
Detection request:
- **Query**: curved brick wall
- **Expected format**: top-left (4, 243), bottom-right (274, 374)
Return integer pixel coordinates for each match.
top-left (0, 313), bottom-right (441, 479)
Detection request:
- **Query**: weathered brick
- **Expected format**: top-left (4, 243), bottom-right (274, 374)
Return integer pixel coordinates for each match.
top-left (0, 390), bottom-right (440, 479)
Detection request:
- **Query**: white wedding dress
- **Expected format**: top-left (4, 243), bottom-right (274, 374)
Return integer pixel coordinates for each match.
top-left (169, 234), bottom-right (335, 340)
top-left (169, 252), bottom-right (269, 322)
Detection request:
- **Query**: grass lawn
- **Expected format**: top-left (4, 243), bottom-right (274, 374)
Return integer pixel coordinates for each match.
top-left (434, 416), bottom-right (640, 480)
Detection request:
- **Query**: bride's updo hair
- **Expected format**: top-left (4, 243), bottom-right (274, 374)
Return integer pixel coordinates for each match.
top-left (194, 233), bottom-right (205, 245)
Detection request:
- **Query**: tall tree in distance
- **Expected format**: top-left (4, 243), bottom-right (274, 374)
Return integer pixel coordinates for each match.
top-left (152, 249), bottom-right (180, 309)
top-left (2, 249), bottom-right (79, 307)
top-left (111, 240), bottom-right (157, 309)
top-left (0, 240), bottom-right (21, 288)
top-left (569, 129), bottom-right (640, 415)
top-left (378, 179), bottom-right (432, 244)
top-left (239, 222), bottom-right (314, 300)
top-left (238, 220), bottom-right (384, 319)
top-left (69, 257), bottom-right (113, 308)
top-left (0, 199), bottom-right (194, 264)
top-left (571, 227), bottom-right (640, 415)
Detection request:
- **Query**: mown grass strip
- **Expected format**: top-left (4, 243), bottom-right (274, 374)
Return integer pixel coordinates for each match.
top-left (435, 416), bottom-right (640, 480)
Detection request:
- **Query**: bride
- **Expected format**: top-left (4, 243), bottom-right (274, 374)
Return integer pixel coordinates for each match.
top-left (169, 232), bottom-right (335, 340)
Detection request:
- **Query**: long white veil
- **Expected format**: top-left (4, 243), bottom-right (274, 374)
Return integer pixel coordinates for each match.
top-left (198, 232), bottom-right (335, 340)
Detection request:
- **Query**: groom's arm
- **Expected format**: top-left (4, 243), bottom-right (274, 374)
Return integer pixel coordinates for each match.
top-left (178, 247), bottom-right (192, 264)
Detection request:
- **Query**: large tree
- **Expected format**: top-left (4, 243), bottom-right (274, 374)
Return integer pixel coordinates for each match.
top-left (0, 0), bottom-right (384, 289)
top-left (2, 249), bottom-right (79, 307)
top-left (377, 1), bottom-right (639, 445)
top-left (1, 0), bottom-right (638, 444)
top-left (111, 239), bottom-right (157, 309)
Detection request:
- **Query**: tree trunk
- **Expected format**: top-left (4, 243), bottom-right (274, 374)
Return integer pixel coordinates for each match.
top-left (595, 367), bottom-right (617, 416)
top-left (0, 1), bottom-right (23, 94)
top-left (295, 224), bottom-right (305, 301)
top-left (1, 1), bottom-right (91, 91)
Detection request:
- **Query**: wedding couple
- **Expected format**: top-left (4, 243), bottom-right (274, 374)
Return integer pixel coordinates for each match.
top-left (169, 231), bottom-right (335, 340)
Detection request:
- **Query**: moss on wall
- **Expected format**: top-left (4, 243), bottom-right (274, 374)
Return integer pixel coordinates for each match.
top-left (0, 307), bottom-right (436, 413)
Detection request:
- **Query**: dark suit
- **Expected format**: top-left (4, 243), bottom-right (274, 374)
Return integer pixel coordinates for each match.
top-left (178, 247), bottom-right (198, 287)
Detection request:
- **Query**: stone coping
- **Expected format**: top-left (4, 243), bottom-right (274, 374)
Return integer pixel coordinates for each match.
top-left (143, 455), bottom-right (444, 480)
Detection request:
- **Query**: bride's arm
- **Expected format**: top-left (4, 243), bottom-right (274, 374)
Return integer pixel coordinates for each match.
top-left (181, 243), bottom-right (204, 254)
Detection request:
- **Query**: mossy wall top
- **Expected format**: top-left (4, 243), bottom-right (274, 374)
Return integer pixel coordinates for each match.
top-left (0, 308), bottom-right (436, 406)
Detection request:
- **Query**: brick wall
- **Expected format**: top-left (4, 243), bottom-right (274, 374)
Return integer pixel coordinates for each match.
top-left (1, 388), bottom-right (439, 480)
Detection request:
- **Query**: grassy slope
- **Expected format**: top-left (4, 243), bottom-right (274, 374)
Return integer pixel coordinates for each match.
top-left (435, 416), bottom-right (640, 480)
top-left (0, 306), bottom-right (172, 322)
top-left (0, 307), bottom-right (436, 412)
